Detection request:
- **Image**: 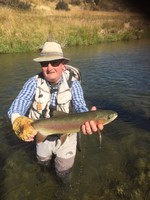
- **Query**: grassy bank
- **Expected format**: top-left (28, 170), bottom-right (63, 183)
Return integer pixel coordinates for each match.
top-left (0, 5), bottom-right (150, 53)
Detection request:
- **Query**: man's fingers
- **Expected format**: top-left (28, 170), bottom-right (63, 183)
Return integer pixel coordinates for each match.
top-left (82, 120), bottom-right (104, 135)
top-left (91, 106), bottom-right (96, 111)
top-left (89, 120), bottom-right (97, 132)
top-left (98, 123), bottom-right (104, 131)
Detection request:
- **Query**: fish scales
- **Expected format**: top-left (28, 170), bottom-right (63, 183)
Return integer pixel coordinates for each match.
top-left (32, 110), bottom-right (118, 142)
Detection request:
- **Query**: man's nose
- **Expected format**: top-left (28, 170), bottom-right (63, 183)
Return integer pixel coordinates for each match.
top-left (47, 63), bottom-right (53, 70)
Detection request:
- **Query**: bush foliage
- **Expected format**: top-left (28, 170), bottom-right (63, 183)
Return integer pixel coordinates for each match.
top-left (55, 1), bottom-right (70, 11)
top-left (0, 0), bottom-right (31, 10)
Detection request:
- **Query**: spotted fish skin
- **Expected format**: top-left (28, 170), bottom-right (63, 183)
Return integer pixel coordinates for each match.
top-left (32, 110), bottom-right (118, 142)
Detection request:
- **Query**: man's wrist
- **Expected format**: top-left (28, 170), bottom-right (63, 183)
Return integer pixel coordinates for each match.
top-left (11, 113), bottom-right (21, 124)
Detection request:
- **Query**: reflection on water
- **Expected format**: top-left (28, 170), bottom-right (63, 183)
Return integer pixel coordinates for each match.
top-left (0, 40), bottom-right (150, 200)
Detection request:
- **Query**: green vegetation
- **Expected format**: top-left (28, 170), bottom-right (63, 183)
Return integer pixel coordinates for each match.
top-left (0, 1), bottom-right (150, 53)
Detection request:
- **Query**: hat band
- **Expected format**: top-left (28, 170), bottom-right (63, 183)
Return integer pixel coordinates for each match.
top-left (40, 52), bottom-right (63, 57)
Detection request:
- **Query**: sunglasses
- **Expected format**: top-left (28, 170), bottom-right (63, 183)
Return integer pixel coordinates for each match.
top-left (40, 60), bottom-right (64, 67)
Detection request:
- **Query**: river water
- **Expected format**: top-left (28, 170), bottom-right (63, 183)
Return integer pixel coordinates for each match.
top-left (0, 39), bottom-right (150, 200)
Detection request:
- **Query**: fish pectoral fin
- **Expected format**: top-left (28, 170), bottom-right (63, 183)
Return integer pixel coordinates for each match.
top-left (53, 111), bottom-right (68, 117)
top-left (36, 132), bottom-right (47, 143)
top-left (36, 133), bottom-right (68, 145)
top-left (60, 134), bottom-right (68, 145)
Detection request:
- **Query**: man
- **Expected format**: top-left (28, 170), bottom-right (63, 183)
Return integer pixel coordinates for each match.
top-left (8, 42), bottom-right (103, 182)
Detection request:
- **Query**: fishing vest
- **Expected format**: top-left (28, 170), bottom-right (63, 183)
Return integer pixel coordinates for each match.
top-left (28, 65), bottom-right (81, 120)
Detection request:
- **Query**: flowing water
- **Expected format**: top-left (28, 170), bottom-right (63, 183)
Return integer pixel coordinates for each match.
top-left (0, 39), bottom-right (150, 200)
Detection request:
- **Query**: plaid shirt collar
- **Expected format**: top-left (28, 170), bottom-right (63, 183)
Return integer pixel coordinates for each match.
top-left (47, 78), bottom-right (63, 91)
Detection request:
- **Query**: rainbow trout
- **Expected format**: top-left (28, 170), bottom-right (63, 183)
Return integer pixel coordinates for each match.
top-left (32, 110), bottom-right (118, 143)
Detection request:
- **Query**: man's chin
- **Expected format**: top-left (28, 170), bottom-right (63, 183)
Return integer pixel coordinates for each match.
top-left (46, 77), bottom-right (60, 84)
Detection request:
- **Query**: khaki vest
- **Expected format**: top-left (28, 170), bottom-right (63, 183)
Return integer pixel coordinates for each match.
top-left (28, 72), bottom-right (72, 120)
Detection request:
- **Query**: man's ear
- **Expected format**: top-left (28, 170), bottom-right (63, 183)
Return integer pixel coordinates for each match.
top-left (62, 65), bottom-right (67, 71)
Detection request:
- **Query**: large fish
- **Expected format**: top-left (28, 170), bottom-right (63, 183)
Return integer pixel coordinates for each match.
top-left (32, 110), bottom-right (118, 143)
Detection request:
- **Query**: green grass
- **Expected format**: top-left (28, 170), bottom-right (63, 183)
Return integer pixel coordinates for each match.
top-left (0, 6), bottom-right (150, 53)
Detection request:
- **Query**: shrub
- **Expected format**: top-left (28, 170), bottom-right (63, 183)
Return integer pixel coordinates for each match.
top-left (0, 0), bottom-right (31, 10)
top-left (55, 1), bottom-right (70, 11)
top-left (70, 0), bottom-right (81, 6)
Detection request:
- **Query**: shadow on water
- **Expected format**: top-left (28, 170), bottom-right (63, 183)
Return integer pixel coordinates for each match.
top-left (89, 97), bottom-right (150, 133)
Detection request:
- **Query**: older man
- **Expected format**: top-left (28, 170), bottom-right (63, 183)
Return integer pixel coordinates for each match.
top-left (8, 42), bottom-right (103, 183)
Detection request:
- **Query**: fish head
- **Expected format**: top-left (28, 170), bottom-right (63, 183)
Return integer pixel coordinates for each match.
top-left (96, 110), bottom-right (118, 125)
top-left (103, 111), bottom-right (118, 125)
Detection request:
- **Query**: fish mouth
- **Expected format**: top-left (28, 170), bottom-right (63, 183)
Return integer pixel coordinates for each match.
top-left (110, 113), bottom-right (118, 119)
top-left (104, 113), bottom-right (118, 125)
top-left (110, 113), bottom-right (118, 121)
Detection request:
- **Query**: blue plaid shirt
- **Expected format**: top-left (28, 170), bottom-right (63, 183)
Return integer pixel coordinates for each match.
top-left (8, 75), bottom-right (88, 119)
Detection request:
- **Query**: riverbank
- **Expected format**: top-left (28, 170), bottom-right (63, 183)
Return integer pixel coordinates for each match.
top-left (0, 4), bottom-right (150, 53)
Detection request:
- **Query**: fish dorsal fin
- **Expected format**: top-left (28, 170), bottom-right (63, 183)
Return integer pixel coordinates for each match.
top-left (53, 111), bottom-right (68, 117)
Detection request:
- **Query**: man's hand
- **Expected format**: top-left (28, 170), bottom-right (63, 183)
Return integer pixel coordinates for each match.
top-left (81, 106), bottom-right (104, 135)
top-left (12, 116), bottom-right (37, 142)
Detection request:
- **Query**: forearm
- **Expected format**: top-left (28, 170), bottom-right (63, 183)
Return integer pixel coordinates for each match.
top-left (71, 80), bottom-right (88, 113)
top-left (8, 77), bottom-right (36, 123)
top-left (8, 98), bottom-right (32, 123)
top-left (71, 81), bottom-right (103, 134)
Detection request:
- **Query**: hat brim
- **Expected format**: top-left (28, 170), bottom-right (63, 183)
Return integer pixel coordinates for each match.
top-left (33, 56), bottom-right (70, 63)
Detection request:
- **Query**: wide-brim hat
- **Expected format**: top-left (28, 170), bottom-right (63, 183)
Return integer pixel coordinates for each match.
top-left (33, 42), bottom-right (70, 63)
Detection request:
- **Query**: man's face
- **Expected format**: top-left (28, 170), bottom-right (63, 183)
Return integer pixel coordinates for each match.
top-left (40, 60), bottom-right (65, 84)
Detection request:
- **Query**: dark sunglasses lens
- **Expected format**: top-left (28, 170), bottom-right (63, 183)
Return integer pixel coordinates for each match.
top-left (51, 60), bottom-right (61, 67)
top-left (40, 62), bottom-right (47, 67)
top-left (41, 60), bottom-right (63, 67)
